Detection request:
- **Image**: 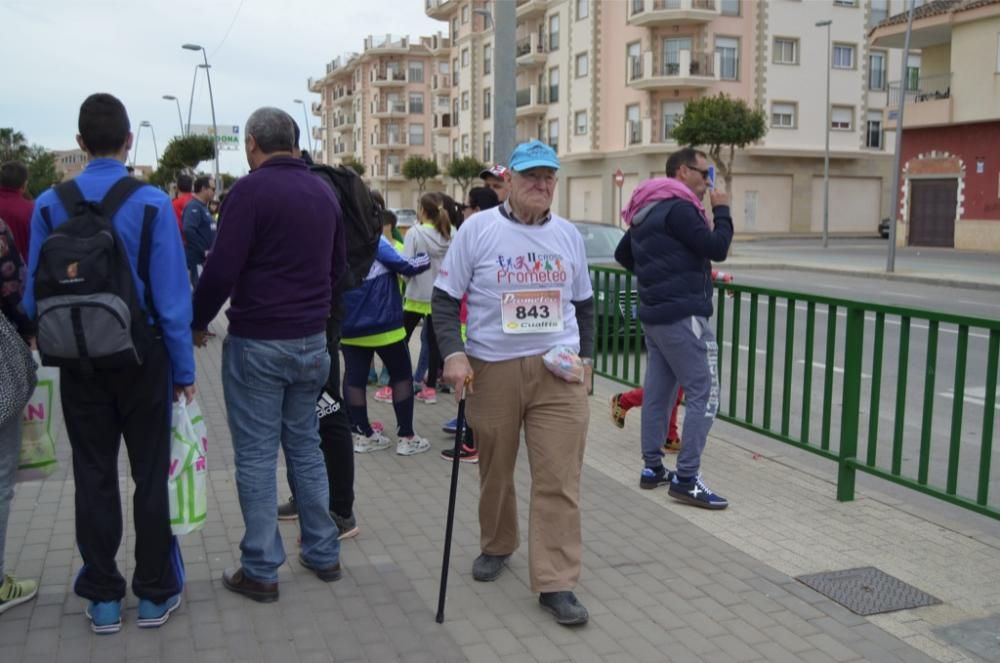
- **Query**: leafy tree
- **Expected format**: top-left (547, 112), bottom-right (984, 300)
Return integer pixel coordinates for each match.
top-left (341, 156), bottom-right (365, 176)
top-left (220, 173), bottom-right (238, 190)
top-left (0, 128), bottom-right (29, 162)
top-left (669, 93), bottom-right (767, 194)
top-left (24, 146), bottom-right (63, 198)
top-left (447, 156), bottom-right (486, 197)
top-left (148, 135), bottom-right (216, 190)
top-left (401, 156), bottom-right (440, 194)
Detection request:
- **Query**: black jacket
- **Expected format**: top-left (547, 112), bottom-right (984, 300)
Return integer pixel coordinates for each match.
top-left (615, 199), bottom-right (732, 325)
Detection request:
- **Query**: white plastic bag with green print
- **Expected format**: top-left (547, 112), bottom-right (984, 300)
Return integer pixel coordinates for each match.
top-left (168, 399), bottom-right (208, 535)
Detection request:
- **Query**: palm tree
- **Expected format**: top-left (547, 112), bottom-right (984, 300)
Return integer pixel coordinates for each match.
top-left (0, 128), bottom-right (30, 162)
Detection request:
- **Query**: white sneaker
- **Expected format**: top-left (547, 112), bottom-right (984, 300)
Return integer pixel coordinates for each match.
top-left (353, 430), bottom-right (391, 453)
top-left (396, 434), bottom-right (431, 456)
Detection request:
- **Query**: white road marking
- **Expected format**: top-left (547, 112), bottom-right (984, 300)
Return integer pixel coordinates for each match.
top-left (939, 387), bottom-right (1000, 411)
top-left (796, 360), bottom-right (872, 380)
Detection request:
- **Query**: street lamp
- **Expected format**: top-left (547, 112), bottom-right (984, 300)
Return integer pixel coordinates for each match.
top-left (816, 19), bottom-right (832, 249)
top-left (140, 121), bottom-right (160, 167)
top-left (162, 95), bottom-right (185, 137)
top-left (887, 0), bottom-right (917, 273)
top-left (293, 99), bottom-right (313, 154)
top-left (474, 3), bottom-right (514, 168)
top-left (182, 44), bottom-right (222, 195)
top-left (185, 64), bottom-right (208, 137)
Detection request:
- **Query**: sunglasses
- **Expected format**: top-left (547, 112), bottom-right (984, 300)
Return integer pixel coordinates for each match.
top-left (685, 164), bottom-right (711, 180)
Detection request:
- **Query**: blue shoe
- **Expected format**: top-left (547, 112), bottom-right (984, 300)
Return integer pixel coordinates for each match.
top-left (639, 465), bottom-right (672, 490)
top-left (442, 418), bottom-right (459, 434)
top-left (86, 600), bottom-right (122, 634)
top-left (668, 474), bottom-right (729, 510)
top-left (137, 593), bottom-right (182, 628)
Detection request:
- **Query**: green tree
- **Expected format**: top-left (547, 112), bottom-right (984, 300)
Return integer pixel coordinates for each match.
top-left (341, 156), bottom-right (365, 176)
top-left (220, 173), bottom-right (238, 190)
top-left (0, 128), bottom-right (30, 163)
top-left (669, 93), bottom-right (767, 194)
top-left (148, 135), bottom-right (216, 190)
top-left (447, 156), bottom-right (486, 197)
top-left (401, 156), bottom-right (440, 194)
top-left (24, 146), bottom-right (63, 198)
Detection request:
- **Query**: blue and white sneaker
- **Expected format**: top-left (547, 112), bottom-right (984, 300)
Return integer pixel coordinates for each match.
top-left (137, 593), bottom-right (182, 628)
top-left (668, 474), bottom-right (729, 510)
top-left (442, 418), bottom-right (459, 434)
top-left (639, 465), bottom-right (673, 490)
top-left (86, 600), bottom-right (122, 634)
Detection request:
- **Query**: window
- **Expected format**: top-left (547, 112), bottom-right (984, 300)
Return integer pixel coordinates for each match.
top-left (462, 134), bottom-right (469, 154)
top-left (831, 106), bottom-right (853, 130)
top-left (409, 123), bottom-right (425, 146)
top-left (627, 41), bottom-right (641, 79)
top-left (408, 93), bottom-right (424, 114)
top-left (484, 44), bottom-right (492, 75)
top-left (721, 0), bottom-right (740, 16)
top-left (461, 48), bottom-right (469, 68)
top-left (547, 119), bottom-right (559, 152)
top-left (716, 37), bottom-right (739, 80)
top-left (461, 91), bottom-right (469, 110)
top-left (408, 61), bottom-right (424, 83)
top-left (771, 102), bottom-right (796, 128)
top-left (865, 110), bottom-right (883, 149)
top-left (662, 101), bottom-right (685, 140)
top-left (906, 53), bottom-right (921, 89)
top-left (461, 3), bottom-right (469, 23)
top-left (440, 60), bottom-right (449, 74)
top-left (663, 37), bottom-right (691, 76)
top-left (997, 34), bottom-right (1000, 72)
top-left (774, 38), bottom-right (798, 65)
top-left (549, 67), bottom-right (559, 103)
top-left (452, 58), bottom-right (459, 85)
top-left (626, 104), bottom-right (641, 144)
top-left (833, 44), bottom-right (855, 69)
top-left (577, 0), bottom-right (589, 20)
top-left (868, 51), bottom-right (886, 90)
top-left (833, 0), bottom-right (856, 6)
top-left (452, 138), bottom-right (458, 158)
top-left (483, 88), bottom-right (492, 119)
top-left (483, 132), bottom-right (492, 162)
top-left (451, 17), bottom-right (458, 38)
top-left (549, 14), bottom-right (560, 51)
top-left (452, 97), bottom-right (459, 124)
top-left (869, 0), bottom-right (888, 28)
top-left (575, 52), bottom-right (589, 78)
top-left (574, 110), bottom-right (588, 135)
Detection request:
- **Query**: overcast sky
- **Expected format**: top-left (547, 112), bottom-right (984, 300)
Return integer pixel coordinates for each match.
top-left (0, 0), bottom-right (444, 176)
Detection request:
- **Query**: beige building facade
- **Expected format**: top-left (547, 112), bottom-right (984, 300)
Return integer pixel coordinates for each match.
top-left (309, 0), bottom-right (911, 233)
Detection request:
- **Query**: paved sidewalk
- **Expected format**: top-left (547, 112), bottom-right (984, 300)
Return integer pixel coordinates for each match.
top-left (2, 322), bottom-right (997, 662)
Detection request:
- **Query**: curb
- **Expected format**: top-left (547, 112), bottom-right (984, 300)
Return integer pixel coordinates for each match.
top-left (722, 261), bottom-right (1000, 292)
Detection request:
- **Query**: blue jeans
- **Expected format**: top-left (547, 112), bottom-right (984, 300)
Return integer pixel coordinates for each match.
top-left (222, 333), bottom-right (339, 582)
top-left (0, 415), bottom-right (21, 579)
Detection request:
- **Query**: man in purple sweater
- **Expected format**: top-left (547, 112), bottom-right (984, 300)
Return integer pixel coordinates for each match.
top-left (191, 107), bottom-right (347, 601)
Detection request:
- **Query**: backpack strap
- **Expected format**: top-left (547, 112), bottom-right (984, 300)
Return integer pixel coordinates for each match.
top-left (52, 181), bottom-right (87, 218)
top-left (99, 177), bottom-right (147, 220)
top-left (137, 204), bottom-right (160, 324)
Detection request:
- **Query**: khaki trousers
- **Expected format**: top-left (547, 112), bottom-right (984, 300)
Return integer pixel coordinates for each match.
top-left (467, 354), bottom-right (590, 593)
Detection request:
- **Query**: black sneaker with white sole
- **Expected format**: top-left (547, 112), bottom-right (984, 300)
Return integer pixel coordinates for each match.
top-left (639, 465), bottom-right (673, 490)
top-left (668, 474), bottom-right (729, 510)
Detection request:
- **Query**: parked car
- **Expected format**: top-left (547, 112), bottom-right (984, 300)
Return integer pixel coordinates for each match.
top-left (572, 221), bottom-right (642, 347)
top-left (390, 208), bottom-right (418, 232)
top-left (879, 217), bottom-right (891, 239)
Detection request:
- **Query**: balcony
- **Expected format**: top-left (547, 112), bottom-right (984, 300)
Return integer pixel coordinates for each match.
top-left (372, 69), bottom-right (408, 87)
top-left (312, 126), bottom-right (324, 141)
top-left (432, 74), bottom-right (452, 90)
top-left (515, 85), bottom-right (547, 117)
top-left (516, 0), bottom-right (548, 20)
top-left (516, 34), bottom-right (547, 67)
top-left (372, 131), bottom-right (409, 150)
top-left (312, 101), bottom-right (324, 117)
top-left (425, 33), bottom-right (451, 54)
top-left (373, 99), bottom-right (408, 118)
top-left (364, 34), bottom-right (410, 54)
top-left (433, 113), bottom-right (453, 134)
top-left (332, 87), bottom-right (355, 106)
top-left (885, 74), bottom-right (953, 130)
top-left (332, 114), bottom-right (356, 130)
top-left (308, 77), bottom-right (322, 93)
top-left (425, 0), bottom-right (455, 20)
top-left (326, 54), bottom-right (358, 75)
top-left (626, 50), bottom-right (719, 91)
top-left (627, 0), bottom-right (719, 26)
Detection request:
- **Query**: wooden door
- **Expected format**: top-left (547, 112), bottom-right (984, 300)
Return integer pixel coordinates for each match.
top-left (909, 179), bottom-right (957, 248)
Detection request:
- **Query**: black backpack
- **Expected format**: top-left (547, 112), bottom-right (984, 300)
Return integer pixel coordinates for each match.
top-left (35, 177), bottom-right (158, 370)
top-left (309, 164), bottom-right (382, 291)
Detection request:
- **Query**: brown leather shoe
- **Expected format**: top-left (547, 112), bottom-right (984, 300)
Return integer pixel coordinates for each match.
top-left (222, 568), bottom-right (278, 603)
top-left (298, 555), bottom-right (342, 582)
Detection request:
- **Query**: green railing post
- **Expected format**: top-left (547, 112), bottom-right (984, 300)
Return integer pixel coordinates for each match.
top-left (837, 307), bottom-right (864, 502)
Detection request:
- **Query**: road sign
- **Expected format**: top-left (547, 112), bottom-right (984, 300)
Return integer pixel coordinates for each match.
top-left (188, 124), bottom-right (241, 151)
top-left (614, 169), bottom-right (624, 188)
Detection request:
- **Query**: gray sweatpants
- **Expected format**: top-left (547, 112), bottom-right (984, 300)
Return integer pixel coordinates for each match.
top-left (640, 316), bottom-right (720, 477)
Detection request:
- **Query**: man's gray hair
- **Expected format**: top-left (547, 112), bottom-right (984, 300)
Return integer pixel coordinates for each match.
top-left (245, 107), bottom-right (295, 154)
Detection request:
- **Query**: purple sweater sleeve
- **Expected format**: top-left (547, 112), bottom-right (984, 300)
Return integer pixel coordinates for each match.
top-left (191, 184), bottom-right (255, 330)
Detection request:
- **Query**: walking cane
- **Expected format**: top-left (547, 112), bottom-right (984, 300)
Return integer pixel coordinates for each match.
top-left (436, 376), bottom-right (471, 624)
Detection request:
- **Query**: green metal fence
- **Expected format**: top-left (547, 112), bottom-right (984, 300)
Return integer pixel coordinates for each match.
top-left (589, 265), bottom-right (1000, 520)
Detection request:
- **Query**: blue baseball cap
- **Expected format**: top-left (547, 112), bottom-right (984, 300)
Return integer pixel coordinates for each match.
top-left (508, 140), bottom-right (560, 172)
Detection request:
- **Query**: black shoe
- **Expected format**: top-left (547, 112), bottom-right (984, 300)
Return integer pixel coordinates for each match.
top-left (277, 497), bottom-right (298, 521)
top-left (440, 444), bottom-right (479, 464)
top-left (222, 568), bottom-right (279, 603)
top-left (668, 474), bottom-right (729, 510)
top-left (298, 555), bottom-right (343, 582)
top-left (539, 591), bottom-right (589, 626)
top-left (471, 553), bottom-right (510, 582)
top-left (332, 511), bottom-right (360, 540)
top-left (639, 465), bottom-right (673, 490)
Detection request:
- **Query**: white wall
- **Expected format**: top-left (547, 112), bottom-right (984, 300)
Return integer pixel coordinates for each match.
top-left (730, 174), bottom-right (793, 233)
top-left (567, 175), bottom-right (605, 221)
top-left (810, 176), bottom-right (881, 232)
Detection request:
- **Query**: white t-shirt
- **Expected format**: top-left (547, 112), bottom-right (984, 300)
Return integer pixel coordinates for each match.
top-left (435, 207), bottom-right (593, 362)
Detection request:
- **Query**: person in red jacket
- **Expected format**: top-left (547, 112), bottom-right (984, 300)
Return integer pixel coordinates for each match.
top-left (0, 161), bottom-right (34, 258)
top-left (171, 173), bottom-right (193, 244)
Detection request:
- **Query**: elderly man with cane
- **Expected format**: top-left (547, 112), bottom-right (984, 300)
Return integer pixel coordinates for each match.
top-left (433, 140), bottom-right (594, 626)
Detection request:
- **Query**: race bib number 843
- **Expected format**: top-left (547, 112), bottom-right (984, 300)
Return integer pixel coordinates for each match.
top-left (501, 290), bottom-right (564, 334)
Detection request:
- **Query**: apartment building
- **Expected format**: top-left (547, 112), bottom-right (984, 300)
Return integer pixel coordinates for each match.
top-left (308, 34), bottom-right (451, 208)
top-left (424, 0), bottom-right (911, 233)
top-left (871, 0), bottom-right (1000, 251)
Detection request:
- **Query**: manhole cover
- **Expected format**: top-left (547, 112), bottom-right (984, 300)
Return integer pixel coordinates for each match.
top-left (795, 566), bottom-right (941, 616)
